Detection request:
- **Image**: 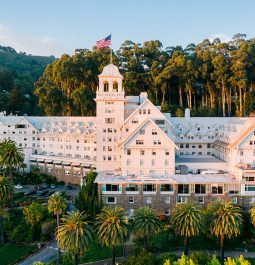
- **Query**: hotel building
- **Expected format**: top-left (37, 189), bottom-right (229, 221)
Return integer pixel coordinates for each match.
top-left (1, 64), bottom-right (255, 215)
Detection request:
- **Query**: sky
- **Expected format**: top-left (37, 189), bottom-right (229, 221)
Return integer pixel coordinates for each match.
top-left (0, 0), bottom-right (255, 57)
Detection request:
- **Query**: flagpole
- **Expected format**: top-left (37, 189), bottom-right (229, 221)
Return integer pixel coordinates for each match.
top-left (110, 33), bottom-right (112, 64)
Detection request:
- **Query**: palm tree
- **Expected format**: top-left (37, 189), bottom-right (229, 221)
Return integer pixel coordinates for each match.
top-left (55, 211), bottom-right (94, 265)
top-left (132, 206), bottom-right (162, 250)
top-left (48, 194), bottom-right (67, 264)
top-left (0, 139), bottom-right (24, 179)
top-left (170, 202), bottom-right (203, 255)
top-left (207, 200), bottom-right (242, 265)
top-left (0, 175), bottom-right (13, 243)
top-left (96, 206), bottom-right (130, 265)
top-left (249, 205), bottom-right (255, 227)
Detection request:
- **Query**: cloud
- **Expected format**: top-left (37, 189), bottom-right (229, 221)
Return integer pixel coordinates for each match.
top-left (208, 33), bottom-right (232, 43)
top-left (0, 23), bottom-right (67, 57)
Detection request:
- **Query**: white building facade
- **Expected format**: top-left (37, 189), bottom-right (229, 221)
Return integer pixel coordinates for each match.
top-left (1, 64), bottom-right (255, 214)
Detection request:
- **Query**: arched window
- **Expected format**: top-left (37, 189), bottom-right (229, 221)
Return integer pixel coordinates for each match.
top-left (113, 82), bottom-right (118, 91)
top-left (104, 82), bottom-right (109, 92)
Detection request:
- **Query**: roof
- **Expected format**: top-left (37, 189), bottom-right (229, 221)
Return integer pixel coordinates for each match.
top-left (98, 64), bottom-right (123, 78)
top-left (95, 171), bottom-right (237, 184)
top-left (119, 118), bottom-right (178, 149)
top-left (175, 155), bottom-right (225, 164)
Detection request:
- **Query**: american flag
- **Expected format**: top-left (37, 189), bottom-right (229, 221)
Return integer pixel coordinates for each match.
top-left (96, 35), bottom-right (111, 49)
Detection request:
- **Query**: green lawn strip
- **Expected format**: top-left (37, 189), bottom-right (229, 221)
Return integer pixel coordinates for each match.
top-left (79, 242), bottom-right (123, 263)
top-left (0, 244), bottom-right (37, 265)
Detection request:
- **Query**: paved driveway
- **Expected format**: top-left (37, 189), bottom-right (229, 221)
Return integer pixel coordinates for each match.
top-left (17, 240), bottom-right (59, 265)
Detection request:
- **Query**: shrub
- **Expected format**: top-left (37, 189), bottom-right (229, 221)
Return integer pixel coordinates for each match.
top-left (124, 249), bottom-right (157, 265)
top-left (207, 256), bottom-right (220, 265)
top-left (224, 255), bottom-right (251, 265)
top-left (190, 252), bottom-right (211, 265)
top-left (173, 254), bottom-right (196, 265)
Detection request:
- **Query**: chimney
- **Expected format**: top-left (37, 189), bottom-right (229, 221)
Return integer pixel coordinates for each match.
top-left (185, 108), bottom-right (190, 120)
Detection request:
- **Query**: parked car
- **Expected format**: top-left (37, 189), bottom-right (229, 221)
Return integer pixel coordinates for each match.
top-left (42, 183), bottom-right (48, 188)
top-left (51, 191), bottom-right (62, 197)
top-left (14, 184), bottom-right (23, 189)
top-left (37, 190), bottom-right (48, 197)
top-left (50, 184), bottom-right (56, 189)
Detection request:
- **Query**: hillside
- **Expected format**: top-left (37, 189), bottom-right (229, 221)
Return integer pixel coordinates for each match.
top-left (0, 45), bottom-right (56, 115)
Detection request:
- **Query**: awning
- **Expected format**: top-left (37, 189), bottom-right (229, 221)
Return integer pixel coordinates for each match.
top-left (29, 158), bottom-right (36, 162)
top-left (63, 161), bottom-right (71, 166)
top-left (53, 160), bottom-right (62, 165)
top-left (45, 160), bottom-right (53, 163)
top-left (72, 162), bottom-right (81, 167)
top-left (81, 163), bottom-right (91, 168)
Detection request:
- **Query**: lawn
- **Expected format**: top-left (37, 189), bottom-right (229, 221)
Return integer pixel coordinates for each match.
top-left (79, 241), bottom-right (123, 263)
top-left (0, 244), bottom-right (37, 265)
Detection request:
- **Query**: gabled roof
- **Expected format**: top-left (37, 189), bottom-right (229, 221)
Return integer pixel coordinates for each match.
top-left (119, 118), bottom-right (178, 149)
top-left (123, 98), bottom-right (174, 128)
top-left (228, 125), bottom-right (255, 149)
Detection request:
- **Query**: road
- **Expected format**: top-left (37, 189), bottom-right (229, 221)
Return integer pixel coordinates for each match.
top-left (17, 240), bottom-right (60, 265)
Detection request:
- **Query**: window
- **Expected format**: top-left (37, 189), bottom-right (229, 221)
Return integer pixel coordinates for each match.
top-left (250, 140), bottom-right (253, 145)
top-left (164, 197), bottom-right (170, 204)
top-left (127, 159), bottom-right (131, 166)
top-left (140, 159), bottom-right (144, 166)
top-left (105, 184), bottom-right (120, 192)
top-left (140, 129), bottom-right (145, 135)
top-left (152, 150), bottom-right (156, 156)
top-left (15, 124), bottom-right (26, 129)
top-left (207, 144), bottom-right (211, 148)
top-left (128, 197), bottom-right (134, 204)
top-left (198, 144), bottom-right (202, 148)
top-left (140, 150), bottom-right (145, 155)
top-left (106, 197), bottom-right (116, 204)
top-left (244, 176), bottom-right (255, 182)
top-left (212, 185), bottom-right (223, 194)
top-left (143, 109), bottom-right (146, 114)
top-left (195, 184), bottom-right (206, 194)
top-left (148, 109), bottom-right (151, 114)
top-left (151, 159), bottom-right (156, 166)
top-left (146, 197), bottom-right (152, 204)
top-left (132, 119), bottom-right (138, 124)
top-left (240, 151), bottom-right (244, 156)
top-left (180, 144), bottom-right (183, 148)
top-left (165, 160), bottom-right (169, 166)
top-left (126, 184), bottom-right (138, 192)
top-left (245, 185), bottom-right (255, 191)
top-left (178, 184), bottom-right (189, 194)
top-left (165, 151), bottom-right (170, 155)
top-left (103, 82), bottom-right (109, 92)
top-left (155, 119), bottom-right (165, 125)
top-left (160, 184), bottom-right (173, 192)
top-left (127, 149), bottom-right (131, 155)
top-left (198, 197), bottom-right (204, 204)
top-left (105, 118), bottom-right (115, 124)
top-left (232, 197), bottom-right (237, 204)
top-left (136, 140), bottom-right (144, 145)
top-left (143, 184), bottom-right (156, 192)
top-left (152, 129), bottom-right (157, 135)
top-left (186, 144), bottom-right (189, 148)
top-left (177, 196), bottom-right (186, 203)
top-left (139, 109), bottom-right (142, 114)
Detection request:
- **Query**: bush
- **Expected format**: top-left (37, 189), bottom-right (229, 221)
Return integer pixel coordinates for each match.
top-left (224, 255), bottom-right (251, 265)
top-left (190, 252), bottom-right (211, 265)
top-left (124, 249), bottom-right (157, 265)
top-left (61, 254), bottom-right (73, 265)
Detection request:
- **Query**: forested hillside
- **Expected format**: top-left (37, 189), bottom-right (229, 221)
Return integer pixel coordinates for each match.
top-left (35, 34), bottom-right (255, 117)
top-left (0, 45), bottom-right (55, 115)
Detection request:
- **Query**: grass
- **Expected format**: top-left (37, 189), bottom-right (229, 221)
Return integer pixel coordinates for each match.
top-left (79, 241), bottom-right (123, 263)
top-left (0, 243), bottom-right (37, 265)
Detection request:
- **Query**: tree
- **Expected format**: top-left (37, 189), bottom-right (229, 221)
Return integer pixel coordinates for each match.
top-left (23, 201), bottom-right (46, 238)
top-left (96, 206), bottom-right (130, 265)
top-left (249, 204), bottom-right (255, 227)
top-left (207, 201), bottom-right (242, 265)
top-left (55, 211), bottom-right (94, 265)
top-left (74, 171), bottom-right (100, 220)
top-left (208, 256), bottom-right (220, 265)
top-left (0, 139), bottom-right (24, 179)
top-left (0, 176), bottom-right (13, 243)
top-left (132, 206), bottom-right (162, 250)
top-left (170, 202), bottom-right (203, 255)
top-left (48, 194), bottom-right (67, 263)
